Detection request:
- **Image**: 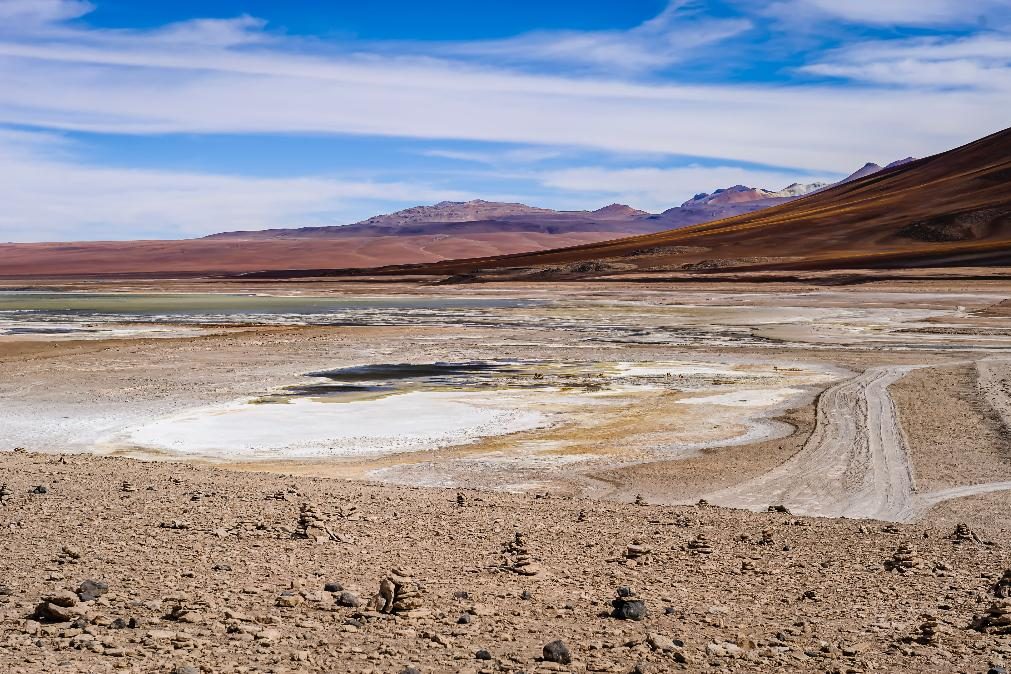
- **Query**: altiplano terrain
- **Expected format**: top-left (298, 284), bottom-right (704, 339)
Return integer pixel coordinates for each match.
top-left (2, 278), bottom-right (1011, 674)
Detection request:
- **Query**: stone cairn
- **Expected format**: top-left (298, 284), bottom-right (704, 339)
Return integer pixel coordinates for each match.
top-left (951, 522), bottom-right (981, 545)
top-left (577, 509), bottom-right (588, 523)
top-left (610, 586), bottom-right (647, 621)
top-left (696, 499), bottom-right (711, 508)
top-left (634, 494), bottom-right (647, 507)
top-left (501, 532), bottom-right (544, 576)
top-left (994, 569), bottom-right (1011, 598)
top-left (884, 543), bottom-right (923, 573)
top-left (456, 492), bottom-right (466, 508)
top-left (0, 483), bottom-right (12, 506)
top-left (972, 600), bottom-right (1011, 635)
top-left (368, 567), bottom-right (427, 617)
top-left (916, 614), bottom-right (942, 645)
top-left (625, 539), bottom-right (651, 561)
top-left (120, 481), bottom-right (137, 493)
top-left (294, 503), bottom-right (341, 543)
top-left (758, 529), bottom-right (775, 546)
top-left (687, 533), bottom-right (714, 555)
top-left (741, 559), bottom-right (757, 573)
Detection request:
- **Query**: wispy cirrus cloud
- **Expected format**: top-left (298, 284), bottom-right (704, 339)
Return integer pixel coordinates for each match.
top-left (0, 0), bottom-right (1008, 241)
top-left (0, 2), bottom-right (1003, 171)
top-left (763, 0), bottom-right (1010, 27)
top-left (804, 33), bottom-right (1011, 90)
top-left (438, 1), bottom-right (752, 73)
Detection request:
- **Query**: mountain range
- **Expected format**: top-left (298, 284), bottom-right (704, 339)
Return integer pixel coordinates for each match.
top-left (314, 129), bottom-right (1007, 280)
top-left (0, 156), bottom-right (923, 277)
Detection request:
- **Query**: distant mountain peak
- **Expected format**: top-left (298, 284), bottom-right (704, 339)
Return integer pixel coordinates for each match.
top-left (591, 203), bottom-right (649, 219)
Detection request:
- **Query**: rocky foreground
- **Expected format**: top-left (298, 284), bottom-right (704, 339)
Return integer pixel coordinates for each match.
top-left (1, 449), bottom-right (1010, 673)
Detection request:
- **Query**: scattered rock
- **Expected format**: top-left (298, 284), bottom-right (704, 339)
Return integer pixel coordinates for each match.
top-left (335, 591), bottom-right (361, 608)
top-left (276, 591), bottom-right (303, 608)
top-left (542, 639), bottom-right (572, 664)
top-left (76, 579), bottom-right (109, 602)
top-left (994, 569), bottom-right (1011, 598)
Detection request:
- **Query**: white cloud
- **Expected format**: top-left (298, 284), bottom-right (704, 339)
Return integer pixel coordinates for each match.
top-left (0, 130), bottom-right (475, 241)
top-left (766, 0), bottom-right (1009, 27)
top-left (420, 147), bottom-right (564, 165)
top-left (804, 34), bottom-right (1011, 90)
top-left (0, 0), bottom-right (1008, 241)
top-left (442, 1), bottom-right (752, 73)
top-left (537, 165), bottom-right (838, 213)
top-left (0, 19), bottom-right (1005, 173)
top-left (0, 0), bottom-right (92, 25)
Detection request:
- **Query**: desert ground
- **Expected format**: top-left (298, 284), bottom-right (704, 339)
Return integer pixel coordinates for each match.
top-left (2, 277), bottom-right (1011, 673)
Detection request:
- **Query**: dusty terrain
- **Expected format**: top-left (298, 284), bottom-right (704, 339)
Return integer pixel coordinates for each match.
top-left (3, 449), bottom-right (1011, 674)
top-left (2, 278), bottom-right (1011, 672)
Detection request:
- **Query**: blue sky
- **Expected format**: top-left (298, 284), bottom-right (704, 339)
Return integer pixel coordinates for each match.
top-left (0, 0), bottom-right (1009, 241)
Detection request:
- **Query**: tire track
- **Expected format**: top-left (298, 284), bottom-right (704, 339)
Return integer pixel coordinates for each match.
top-left (710, 363), bottom-right (1011, 522)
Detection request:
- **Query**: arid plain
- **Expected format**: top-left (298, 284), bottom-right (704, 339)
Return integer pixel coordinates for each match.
top-left (2, 277), bottom-right (1011, 673)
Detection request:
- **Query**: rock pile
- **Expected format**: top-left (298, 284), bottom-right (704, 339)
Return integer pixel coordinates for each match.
top-left (610, 586), bottom-right (647, 621)
top-left (625, 539), bottom-right (651, 561)
top-left (634, 493), bottom-right (647, 506)
top-left (885, 543), bottom-right (923, 573)
top-left (994, 569), bottom-right (1011, 598)
top-left (972, 600), bottom-right (1011, 634)
top-left (687, 533), bottom-right (714, 555)
top-left (456, 492), bottom-right (465, 507)
top-left (768, 504), bottom-right (792, 514)
top-left (758, 529), bottom-right (774, 545)
top-left (501, 533), bottom-right (544, 576)
top-left (368, 568), bottom-right (428, 617)
top-left (120, 481), bottom-right (137, 493)
top-left (916, 614), bottom-right (942, 645)
top-left (0, 483), bottom-right (12, 505)
top-left (294, 503), bottom-right (342, 543)
top-left (33, 590), bottom-right (84, 623)
top-left (951, 522), bottom-right (981, 544)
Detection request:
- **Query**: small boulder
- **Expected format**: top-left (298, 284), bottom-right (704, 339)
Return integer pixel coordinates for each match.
top-left (543, 639), bottom-right (572, 665)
